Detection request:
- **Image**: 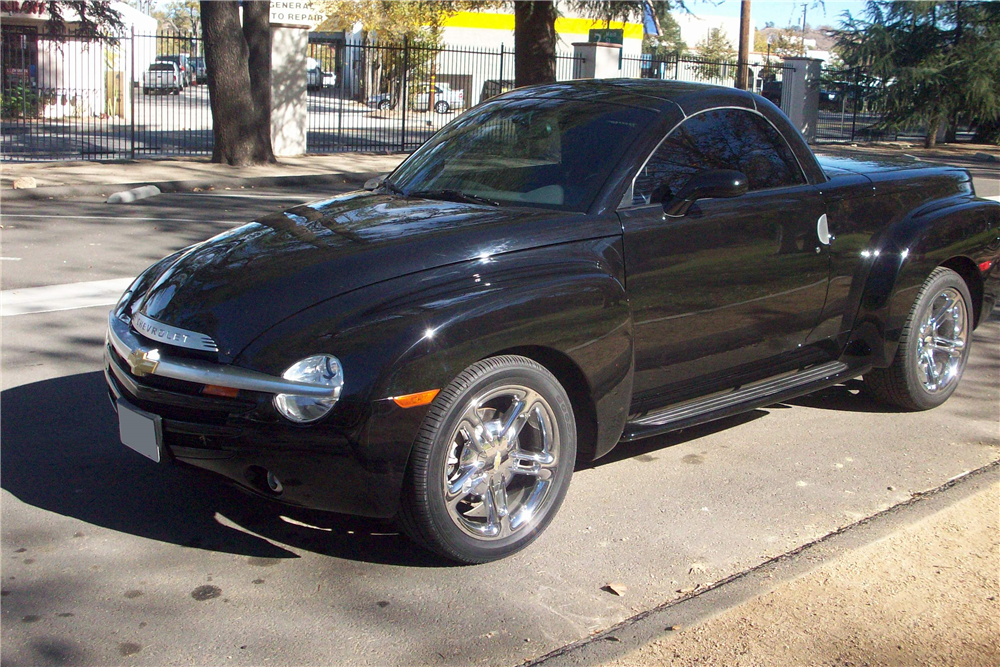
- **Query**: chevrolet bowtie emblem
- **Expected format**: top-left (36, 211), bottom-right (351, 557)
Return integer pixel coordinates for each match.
top-left (127, 348), bottom-right (161, 376)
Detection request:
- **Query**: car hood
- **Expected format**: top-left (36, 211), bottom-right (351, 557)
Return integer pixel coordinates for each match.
top-left (132, 191), bottom-right (591, 360)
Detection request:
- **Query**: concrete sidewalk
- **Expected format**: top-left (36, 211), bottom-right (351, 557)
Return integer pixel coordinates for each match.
top-left (0, 153), bottom-right (408, 200)
top-left (533, 464), bottom-right (1000, 667)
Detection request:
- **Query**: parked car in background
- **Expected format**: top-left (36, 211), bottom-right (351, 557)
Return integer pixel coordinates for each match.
top-left (760, 79), bottom-right (781, 105)
top-left (306, 57), bottom-right (324, 91)
top-left (367, 91), bottom-right (396, 111)
top-left (190, 57), bottom-right (207, 84)
top-left (411, 82), bottom-right (465, 113)
top-left (143, 62), bottom-right (182, 95)
top-left (818, 88), bottom-right (842, 110)
top-left (156, 54), bottom-right (193, 88)
top-left (106, 80), bottom-right (1000, 565)
top-left (480, 79), bottom-right (514, 103)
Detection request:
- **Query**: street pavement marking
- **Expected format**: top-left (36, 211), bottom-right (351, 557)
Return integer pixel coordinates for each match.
top-left (0, 257), bottom-right (23, 261)
top-left (985, 195), bottom-right (1000, 202)
top-left (1, 277), bottom-right (134, 317)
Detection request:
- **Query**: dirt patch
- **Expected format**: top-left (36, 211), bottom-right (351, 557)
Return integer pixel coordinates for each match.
top-left (607, 482), bottom-right (1000, 667)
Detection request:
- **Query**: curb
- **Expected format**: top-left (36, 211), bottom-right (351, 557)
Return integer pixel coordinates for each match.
top-left (2, 170), bottom-right (376, 201)
top-left (526, 460), bottom-right (1000, 667)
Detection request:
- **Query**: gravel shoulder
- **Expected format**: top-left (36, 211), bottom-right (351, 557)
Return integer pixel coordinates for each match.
top-left (605, 480), bottom-right (1000, 667)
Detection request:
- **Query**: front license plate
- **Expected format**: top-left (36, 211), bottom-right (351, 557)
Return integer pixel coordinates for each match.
top-left (118, 400), bottom-right (163, 463)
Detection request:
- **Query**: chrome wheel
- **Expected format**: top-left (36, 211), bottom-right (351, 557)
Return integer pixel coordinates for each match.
top-left (443, 385), bottom-right (560, 540)
top-left (915, 287), bottom-right (968, 393)
top-left (399, 355), bottom-right (576, 563)
top-left (863, 267), bottom-right (973, 411)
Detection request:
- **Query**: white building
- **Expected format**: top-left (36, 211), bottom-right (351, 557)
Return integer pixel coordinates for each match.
top-left (1, 1), bottom-right (156, 119)
top-left (671, 12), bottom-right (744, 53)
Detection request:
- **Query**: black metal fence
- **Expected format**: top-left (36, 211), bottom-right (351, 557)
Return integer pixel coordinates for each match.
top-left (4, 28), bottom-right (821, 162)
top-left (1, 29), bottom-right (211, 161)
top-left (815, 67), bottom-right (896, 143)
top-left (305, 39), bottom-right (583, 153)
top-left (620, 54), bottom-right (795, 116)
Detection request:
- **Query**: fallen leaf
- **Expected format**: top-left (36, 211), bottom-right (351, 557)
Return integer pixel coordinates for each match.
top-left (602, 583), bottom-right (628, 596)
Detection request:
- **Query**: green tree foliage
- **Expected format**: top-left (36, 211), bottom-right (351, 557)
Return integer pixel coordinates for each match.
top-left (693, 27), bottom-right (735, 80)
top-left (753, 28), bottom-right (805, 58)
top-left (315, 0), bottom-right (473, 42)
top-left (837, 1), bottom-right (1000, 146)
top-left (157, 0), bottom-right (201, 36)
top-left (644, 1), bottom-right (687, 57)
top-left (43, 1), bottom-right (124, 41)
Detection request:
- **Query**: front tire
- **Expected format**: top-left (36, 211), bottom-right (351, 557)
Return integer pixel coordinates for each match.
top-left (864, 267), bottom-right (973, 410)
top-left (434, 100), bottom-right (450, 114)
top-left (399, 355), bottom-right (576, 563)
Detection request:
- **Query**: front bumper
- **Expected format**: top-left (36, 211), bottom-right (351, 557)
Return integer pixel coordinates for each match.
top-left (104, 313), bottom-right (415, 518)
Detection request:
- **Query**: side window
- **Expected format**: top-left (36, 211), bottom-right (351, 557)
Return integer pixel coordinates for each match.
top-left (631, 109), bottom-right (805, 206)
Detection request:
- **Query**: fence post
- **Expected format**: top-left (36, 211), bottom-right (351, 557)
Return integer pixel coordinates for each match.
top-left (499, 43), bottom-right (504, 86)
top-left (337, 43), bottom-right (344, 149)
top-left (850, 67), bottom-right (859, 142)
top-left (130, 26), bottom-right (135, 159)
top-left (400, 37), bottom-right (409, 153)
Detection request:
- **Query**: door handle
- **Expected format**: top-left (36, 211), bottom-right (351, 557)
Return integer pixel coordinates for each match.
top-left (817, 214), bottom-right (833, 245)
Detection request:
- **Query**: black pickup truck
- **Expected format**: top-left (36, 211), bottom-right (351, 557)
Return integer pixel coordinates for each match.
top-left (105, 80), bottom-right (1000, 563)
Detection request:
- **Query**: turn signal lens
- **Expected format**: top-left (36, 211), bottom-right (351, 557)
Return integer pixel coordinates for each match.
top-left (392, 389), bottom-right (440, 408)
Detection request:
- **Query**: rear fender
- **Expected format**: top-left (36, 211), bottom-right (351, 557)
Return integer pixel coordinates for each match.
top-left (853, 195), bottom-right (996, 366)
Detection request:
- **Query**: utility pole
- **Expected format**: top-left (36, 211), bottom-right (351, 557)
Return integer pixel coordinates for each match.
top-left (736, 0), bottom-right (751, 90)
top-left (801, 3), bottom-right (807, 52)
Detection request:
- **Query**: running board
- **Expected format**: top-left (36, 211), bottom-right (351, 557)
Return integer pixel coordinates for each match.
top-left (621, 360), bottom-right (868, 442)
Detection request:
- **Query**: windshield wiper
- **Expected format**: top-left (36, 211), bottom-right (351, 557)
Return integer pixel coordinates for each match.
top-left (381, 180), bottom-right (406, 196)
top-left (408, 189), bottom-right (500, 207)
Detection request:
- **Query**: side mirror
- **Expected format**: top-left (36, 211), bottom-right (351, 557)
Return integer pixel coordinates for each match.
top-left (663, 169), bottom-right (748, 217)
top-left (363, 174), bottom-right (387, 191)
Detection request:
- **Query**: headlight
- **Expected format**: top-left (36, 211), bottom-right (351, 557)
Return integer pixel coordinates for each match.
top-left (273, 354), bottom-right (344, 424)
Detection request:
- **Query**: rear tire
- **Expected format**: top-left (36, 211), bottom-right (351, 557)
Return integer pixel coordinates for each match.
top-left (864, 267), bottom-right (973, 410)
top-left (434, 100), bottom-right (450, 114)
top-left (398, 355), bottom-right (576, 564)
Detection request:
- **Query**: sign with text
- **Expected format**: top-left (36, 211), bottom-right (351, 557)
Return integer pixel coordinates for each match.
top-left (269, 0), bottom-right (324, 29)
top-left (588, 28), bottom-right (624, 45)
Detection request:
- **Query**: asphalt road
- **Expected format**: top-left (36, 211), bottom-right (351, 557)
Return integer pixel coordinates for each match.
top-left (1, 181), bottom-right (998, 667)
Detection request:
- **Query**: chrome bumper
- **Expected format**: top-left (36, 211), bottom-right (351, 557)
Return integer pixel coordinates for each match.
top-left (106, 312), bottom-right (340, 400)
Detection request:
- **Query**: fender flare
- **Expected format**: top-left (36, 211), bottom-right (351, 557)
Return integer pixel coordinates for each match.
top-left (852, 195), bottom-right (991, 366)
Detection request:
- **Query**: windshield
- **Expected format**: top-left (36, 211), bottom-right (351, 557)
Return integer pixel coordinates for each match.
top-left (389, 97), bottom-right (653, 212)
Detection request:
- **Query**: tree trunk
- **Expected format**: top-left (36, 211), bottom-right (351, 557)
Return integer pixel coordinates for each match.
top-left (924, 115), bottom-right (940, 148)
top-left (514, 1), bottom-right (557, 88)
top-left (201, 0), bottom-right (276, 165)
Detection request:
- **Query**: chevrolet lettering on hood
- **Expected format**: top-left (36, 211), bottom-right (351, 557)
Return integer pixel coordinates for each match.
top-left (131, 312), bottom-right (219, 353)
top-left (104, 79), bottom-right (1000, 565)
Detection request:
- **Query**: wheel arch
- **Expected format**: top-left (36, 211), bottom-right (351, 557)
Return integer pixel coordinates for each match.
top-left (487, 344), bottom-right (599, 466)
top-left (939, 255), bottom-right (984, 328)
